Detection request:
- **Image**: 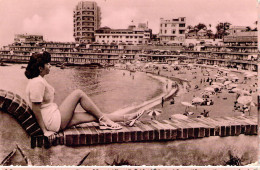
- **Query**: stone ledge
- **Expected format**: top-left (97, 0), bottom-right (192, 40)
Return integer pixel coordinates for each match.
top-left (0, 89), bottom-right (257, 149)
top-left (41, 116), bottom-right (257, 147)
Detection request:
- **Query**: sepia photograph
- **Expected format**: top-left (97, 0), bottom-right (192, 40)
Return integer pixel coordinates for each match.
top-left (0, 0), bottom-right (259, 167)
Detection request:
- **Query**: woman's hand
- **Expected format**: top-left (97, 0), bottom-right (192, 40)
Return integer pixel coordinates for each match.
top-left (44, 130), bottom-right (56, 137)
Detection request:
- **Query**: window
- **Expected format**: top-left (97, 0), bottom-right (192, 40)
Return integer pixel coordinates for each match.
top-left (179, 30), bottom-right (185, 34)
top-left (126, 36), bottom-right (129, 38)
top-left (165, 24), bottom-right (167, 27)
top-left (160, 24), bottom-right (162, 27)
top-left (179, 24), bottom-right (185, 27)
top-left (172, 30), bottom-right (176, 34)
top-left (172, 24), bottom-right (176, 27)
top-left (165, 30), bottom-right (167, 34)
top-left (181, 18), bottom-right (185, 21)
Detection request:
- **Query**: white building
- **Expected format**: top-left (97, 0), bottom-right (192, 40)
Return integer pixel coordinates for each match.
top-left (159, 17), bottom-right (186, 45)
top-left (94, 25), bottom-right (152, 45)
top-left (73, 1), bottom-right (101, 43)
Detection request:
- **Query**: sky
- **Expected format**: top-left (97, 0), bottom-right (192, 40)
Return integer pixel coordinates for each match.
top-left (0, 0), bottom-right (259, 47)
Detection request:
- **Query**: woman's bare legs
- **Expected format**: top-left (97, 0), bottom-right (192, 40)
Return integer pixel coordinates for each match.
top-left (59, 89), bottom-right (145, 130)
top-left (59, 89), bottom-right (119, 129)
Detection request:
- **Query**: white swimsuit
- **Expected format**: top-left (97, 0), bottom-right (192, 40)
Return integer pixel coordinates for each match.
top-left (26, 76), bottom-right (61, 132)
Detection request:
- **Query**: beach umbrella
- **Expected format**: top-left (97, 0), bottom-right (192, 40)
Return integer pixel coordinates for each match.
top-left (222, 76), bottom-right (229, 80)
top-left (181, 102), bottom-right (194, 112)
top-left (229, 74), bottom-right (236, 77)
top-left (192, 97), bottom-right (204, 109)
top-left (250, 101), bottom-right (256, 107)
top-left (204, 87), bottom-right (215, 92)
top-left (126, 62), bottom-right (132, 66)
top-left (216, 77), bottom-right (225, 82)
top-left (231, 76), bottom-right (239, 80)
top-left (211, 84), bottom-right (221, 89)
top-left (212, 82), bottom-right (224, 87)
top-left (218, 67), bottom-right (226, 71)
top-left (231, 88), bottom-right (241, 93)
top-left (228, 83), bottom-right (238, 88)
top-left (181, 102), bottom-right (194, 107)
top-left (192, 97), bottom-right (204, 103)
top-left (224, 81), bottom-right (232, 85)
top-left (237, 96), bottom-right (252, 105)
top-left (114, 63), bottom-right (121, 67)
top-left (147, 109), bottom-right (162, 117)
top-left (239, 90), bottom-right (251, 96)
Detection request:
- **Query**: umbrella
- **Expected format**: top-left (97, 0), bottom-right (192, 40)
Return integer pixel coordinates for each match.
top-left (192, 97), bottom-right (204, 109)
top-left (181, 102), bottom-right (194, 112)
top-left (211, 84), bottom-right (221, 90)
top-left (204, 87), bottom-right (215, 92)
top-left (237, 96), bottom-right (252, 105)
top-left (192, 97), bottom-right (204, 103)
top-left (229, 74), bottom-right (236, 77)
top-left (239, 90), bottom-right (251, 96)
top-left (230, 76), bottom-right (239, 80)
top-left (114, 63), bottom-right (121, 67)
top-left (216, 77), bottom-right (225, 82)
top-left (147, 109), bottom-right (162, 117)
top-left (181, 102), bottom-right (194, 107)
top-left (228, 84), bottom-right (238, 88)
top-left (212, 82), bottom-right (223, 86)
top-left (224, 81), bottom-right (232, 85)
top-left (231, 88), bottom-right (241, 93)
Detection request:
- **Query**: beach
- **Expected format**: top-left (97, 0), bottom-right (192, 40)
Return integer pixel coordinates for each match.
top-left (127, 63), bottom-right (258, 121)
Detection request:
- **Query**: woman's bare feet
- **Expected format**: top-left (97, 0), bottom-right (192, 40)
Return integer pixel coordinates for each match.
top-left (124, 110), bottom-right (146, 126)
top-left (99, 115), bottom-right (122, 130)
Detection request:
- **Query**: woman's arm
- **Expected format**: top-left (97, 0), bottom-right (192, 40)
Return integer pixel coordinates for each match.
top-left (31, 102), bottom-right (53, 136)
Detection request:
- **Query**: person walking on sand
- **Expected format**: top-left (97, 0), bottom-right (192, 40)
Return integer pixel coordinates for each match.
top-left (25, 52), bottom-right (145, 137)
top-left (161, 97), bottom-right (164, 108)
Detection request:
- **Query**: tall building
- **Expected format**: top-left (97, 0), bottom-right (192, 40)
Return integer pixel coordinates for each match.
top-left (159, 17), bottom-right (186, 45)
top-left (73, 1), bottom-right (101, 43)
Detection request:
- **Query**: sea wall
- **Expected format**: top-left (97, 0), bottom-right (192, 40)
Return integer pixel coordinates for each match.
top-left (0, 112), bottom-right (257, 166)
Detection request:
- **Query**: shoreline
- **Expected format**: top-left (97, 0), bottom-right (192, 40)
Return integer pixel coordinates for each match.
top-left (111, 69), bottom-right (181, 115)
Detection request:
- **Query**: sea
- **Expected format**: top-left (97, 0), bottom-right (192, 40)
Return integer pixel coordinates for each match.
top-left (0, 64), bottom-right (163, 114)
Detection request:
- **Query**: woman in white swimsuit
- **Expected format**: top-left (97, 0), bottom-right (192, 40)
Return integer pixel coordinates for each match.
top-left (25, 52), bottom-right (145, 137)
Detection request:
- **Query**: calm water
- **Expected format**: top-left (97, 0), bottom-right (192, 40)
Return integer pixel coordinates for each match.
top-left (0, 64), bottom-right (163, 113)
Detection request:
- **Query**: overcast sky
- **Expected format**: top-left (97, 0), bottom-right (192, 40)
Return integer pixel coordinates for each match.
top-left (0, 0), bottom-right (258, 47)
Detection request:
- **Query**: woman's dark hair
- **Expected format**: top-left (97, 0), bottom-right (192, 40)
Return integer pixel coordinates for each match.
top-left (25, 51), bottom-right (51, 79)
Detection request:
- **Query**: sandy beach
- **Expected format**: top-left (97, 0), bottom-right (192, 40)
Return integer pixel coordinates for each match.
top-left (124, 63), bottom-right (258, 121)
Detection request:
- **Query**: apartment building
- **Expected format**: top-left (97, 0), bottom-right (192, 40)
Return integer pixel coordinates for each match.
top-left (73, 1), bottom-right (101, 43)
top-left (94, 24), bottom-right (152, 45)
top-left (14, 34), bottom-right (43, 43)
top-left (159, 17), bottom-right (186, 45)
